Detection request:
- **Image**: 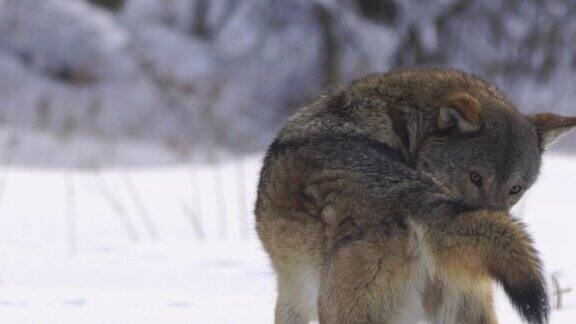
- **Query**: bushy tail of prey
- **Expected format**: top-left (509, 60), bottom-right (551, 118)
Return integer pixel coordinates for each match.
top-left (429, 210), bottom-right (550, 324)
top-left (486, 214), bottom-right (549, 324)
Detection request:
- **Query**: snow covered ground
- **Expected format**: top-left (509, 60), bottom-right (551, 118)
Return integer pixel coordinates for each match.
top-left (0, 154), bottom-right (574, 323)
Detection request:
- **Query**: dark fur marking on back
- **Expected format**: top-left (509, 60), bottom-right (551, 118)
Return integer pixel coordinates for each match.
top-left (268, 134), bottom-right (405, 164)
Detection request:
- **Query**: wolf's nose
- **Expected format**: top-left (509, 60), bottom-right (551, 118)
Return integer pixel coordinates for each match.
top-left (485, 196), bottom-right (506, 210)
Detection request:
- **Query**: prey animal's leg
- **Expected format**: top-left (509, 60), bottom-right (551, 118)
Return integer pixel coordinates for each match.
top-left (318, 224), bottom-right (424, 324)
top-left (423, 278), bottom-right (498, 324)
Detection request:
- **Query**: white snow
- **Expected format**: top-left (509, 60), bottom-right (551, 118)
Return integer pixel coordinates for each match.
top-left (0, 154), bottom-right (574, 323)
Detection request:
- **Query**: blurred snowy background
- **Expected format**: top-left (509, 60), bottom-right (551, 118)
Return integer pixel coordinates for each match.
top-left (0, 0), bottom-right (575, 167)
top-left (0, 0), bottom-right (575, 323)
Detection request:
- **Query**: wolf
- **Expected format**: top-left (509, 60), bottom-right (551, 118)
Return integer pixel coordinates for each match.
top-left (256, 68), bottom-right (576, 324)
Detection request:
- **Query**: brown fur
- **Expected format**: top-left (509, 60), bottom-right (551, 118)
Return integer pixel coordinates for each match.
top-left (529, 113), bottom-right (576, 150)
top-left (256, 68), bottom-right (572, 324)
top-left (446, 93), bottom-right (481, 125)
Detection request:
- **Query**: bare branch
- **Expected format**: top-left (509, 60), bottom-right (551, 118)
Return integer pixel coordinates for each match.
top-left (94, 174), bottom-right (140, 243)
top-left (180, 201), bottom-right (205, 241)
top-left (210, 156), bottom-right (228, 240)
top-left (65, 174), bottom-right (77, 255)
top-left (123, 174), bottom-right (161, 241)
top-left (0, 174), bottom-right (8, 206)
top-left (236, 157), bottom-right (249, 239)
top-left (551, 272), bottom-right (573, 310)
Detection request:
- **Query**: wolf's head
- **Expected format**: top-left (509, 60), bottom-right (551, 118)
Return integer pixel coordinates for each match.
top-left (317, 68), bottom-right (575, 211)
top-left (415, 84), bottom-right (576, 211)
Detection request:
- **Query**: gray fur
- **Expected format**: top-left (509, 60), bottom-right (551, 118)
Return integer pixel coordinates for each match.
top-left (256, 68), bottom-right (572, 324)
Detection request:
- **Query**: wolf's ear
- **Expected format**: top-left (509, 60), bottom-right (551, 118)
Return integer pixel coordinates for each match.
top-left (528, 113), bottom-right (576, 150)
top-left (438, 93), bottom-right (482, 133)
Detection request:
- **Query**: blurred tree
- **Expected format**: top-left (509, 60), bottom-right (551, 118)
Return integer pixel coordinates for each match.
top-left (354, 0), bottom-right (398, 25)
top-left (190, 0), bottom-right (209, 38)
top-left (88, 0), bottom-right (124, 11)
top-left (0, 0), bottom-right (574, 168)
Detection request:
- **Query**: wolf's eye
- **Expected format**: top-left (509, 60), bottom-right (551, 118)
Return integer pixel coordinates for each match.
top-left (510, 185), bottom-right (524, 195)
top-left (469, 172), bottom-right (482, 186)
